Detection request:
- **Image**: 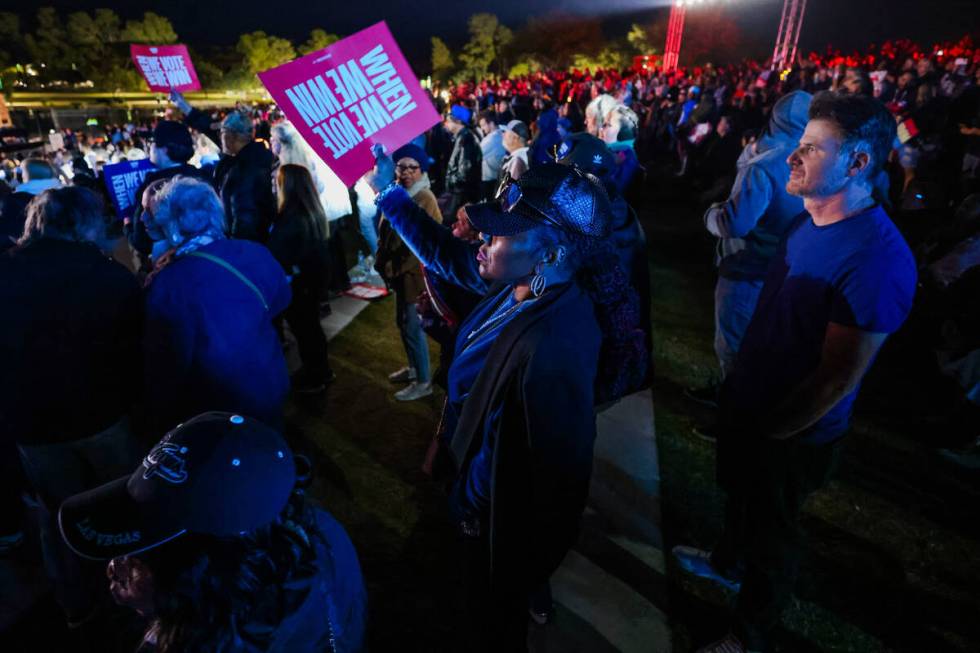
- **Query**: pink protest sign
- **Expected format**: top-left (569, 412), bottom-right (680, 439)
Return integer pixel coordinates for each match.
top-left (130, 44), bottom-right (201, 92)
top-left (258, 21), bottom-right (440, 187)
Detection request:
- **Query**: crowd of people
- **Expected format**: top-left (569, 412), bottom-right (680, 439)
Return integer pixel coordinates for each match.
top-left (0, 30), bottom-right (977, 653)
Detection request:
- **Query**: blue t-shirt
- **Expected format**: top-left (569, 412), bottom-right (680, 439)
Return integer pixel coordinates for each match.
top-left (725, 205), bottom-right (917, 444)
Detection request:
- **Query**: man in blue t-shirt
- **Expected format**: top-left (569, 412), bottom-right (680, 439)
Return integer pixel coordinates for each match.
top-left (674, 93), bottom-right (917, 653)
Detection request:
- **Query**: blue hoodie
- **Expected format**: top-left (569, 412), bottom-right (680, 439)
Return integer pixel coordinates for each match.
top-left (529, 109), bottom-right (562, 166)
top-left (704, 90), bottom-right (812, 281)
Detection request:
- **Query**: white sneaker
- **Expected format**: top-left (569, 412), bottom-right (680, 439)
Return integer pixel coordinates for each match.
top-left (394, 381), bottom-right (433, 401)
top-left (388, 367), bottom-right (417, 383)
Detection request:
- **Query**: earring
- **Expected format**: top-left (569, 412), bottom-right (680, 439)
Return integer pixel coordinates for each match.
top-left (530, 262), bottom-right (547, 297)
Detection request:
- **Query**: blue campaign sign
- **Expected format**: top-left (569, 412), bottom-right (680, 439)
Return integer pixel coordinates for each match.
top-left (102, 159), bottom-right (155, 219)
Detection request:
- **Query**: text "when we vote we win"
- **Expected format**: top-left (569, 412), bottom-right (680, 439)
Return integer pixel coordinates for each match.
top-left (285, 44), bottom-right (418, 158)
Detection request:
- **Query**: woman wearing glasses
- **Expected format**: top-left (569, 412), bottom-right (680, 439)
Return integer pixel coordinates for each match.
top-left (369, 155), bottom-right (646, 650)
top-left (374, 143), bottom-right (443, 402)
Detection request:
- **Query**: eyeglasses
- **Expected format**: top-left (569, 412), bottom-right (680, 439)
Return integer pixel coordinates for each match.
top-left (395, 164), bottom-right (420, 172)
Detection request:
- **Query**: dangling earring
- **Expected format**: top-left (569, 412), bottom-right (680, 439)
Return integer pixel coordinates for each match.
top-left (530, 261), bottom-right (547, 297)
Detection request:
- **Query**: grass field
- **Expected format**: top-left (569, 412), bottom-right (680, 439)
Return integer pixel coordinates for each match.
top-left (287, 183), bottom-right (980, 652)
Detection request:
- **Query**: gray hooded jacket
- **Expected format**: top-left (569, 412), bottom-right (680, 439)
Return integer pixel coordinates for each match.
top-left (704, 91), bottom-right (811, 280)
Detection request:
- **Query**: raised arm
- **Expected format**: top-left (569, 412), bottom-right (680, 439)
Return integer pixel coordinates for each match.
top-left (376, 186), bottom-right (487, 295)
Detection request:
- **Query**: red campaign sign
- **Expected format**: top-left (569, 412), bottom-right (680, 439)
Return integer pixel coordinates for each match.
top-left (258, 21), bottom-right (440, 187)
top-left (130, 44), bottom-right (201, 92)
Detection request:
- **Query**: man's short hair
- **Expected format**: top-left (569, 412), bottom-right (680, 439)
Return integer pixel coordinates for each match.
top-left (844, 67), bottom-right (873, 97)
top-left (154, 176), bottom-right (226, 242)
top-left (477, 109), bottom-right (497, 126)
top-left (20, 186), bottom-right (105, 245)
top-left (221, 110), bottom-right (254, 137)
top-left (808, 91), bottom-right (896, 177)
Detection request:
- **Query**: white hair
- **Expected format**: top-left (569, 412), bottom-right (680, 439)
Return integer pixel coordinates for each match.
top-left (586, 94), bottom-right (619, 126)
top-left (221, 110), bottom-right (254, 137)
top-left (154, 176), bottom-right (226, 245)
top-left (271, 120), bottom-right (351, 220)
top-left (604, 105), bottom-right (639, 142)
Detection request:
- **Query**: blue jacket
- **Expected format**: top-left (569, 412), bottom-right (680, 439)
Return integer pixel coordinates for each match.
top-left (143, 238), bottom-right (290, 435)
top-left (255, 508), bottom-right (367, 653)
top-left (378, 187), bottom-right (487, 297)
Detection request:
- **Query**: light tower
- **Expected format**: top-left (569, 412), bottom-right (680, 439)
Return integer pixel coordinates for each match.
top-left (771, 0), bottom-right (808, 70)
top-left (663, 0), bottom-right (687, 73)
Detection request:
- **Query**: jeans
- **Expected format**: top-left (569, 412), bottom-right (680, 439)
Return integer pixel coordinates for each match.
top-left (396, 292), bottom-right (430, 383)
top-left (712, 433), bottom-right (842, 651)
top-left (714, 276), bottom-right (764, 379)
top-left (18, 417), bottom-right (143, 621)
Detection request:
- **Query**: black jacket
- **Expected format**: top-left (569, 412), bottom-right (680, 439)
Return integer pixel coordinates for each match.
top-left (378, 182), bottom-right (600, 595)
top-left (266, 208), bottom-right (329, 291)
top-left (445, 128), bottom-right (482, 199)
top-left (0, 238), bottom-right (142, 445)
top-left (449, 282), bottom-right (601, 596)
top-left (212, 141), bottom-right (277, 242)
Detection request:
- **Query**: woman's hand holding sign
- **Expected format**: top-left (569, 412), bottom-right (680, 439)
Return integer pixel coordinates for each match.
top-left (365, 143), bottom-right (395, 193)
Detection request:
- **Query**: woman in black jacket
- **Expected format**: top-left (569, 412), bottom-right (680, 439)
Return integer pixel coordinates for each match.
top-left (269, 164), bottom-right (333, 393)
top-left (372, 161), bottom-right (647, 650)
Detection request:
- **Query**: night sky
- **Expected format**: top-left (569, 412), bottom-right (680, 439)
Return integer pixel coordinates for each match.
top-left (1, 0), bottom-right (977, 69)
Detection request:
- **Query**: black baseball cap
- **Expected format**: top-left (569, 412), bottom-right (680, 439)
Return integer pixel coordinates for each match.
top-left (59, 412), bottom-right (296, 561)
top-left (555, 133), bottom-right (616, 181)
top-left (152, 120), bottom-right (193, 151)
top-left (466, 163), bottom-right (612, 239)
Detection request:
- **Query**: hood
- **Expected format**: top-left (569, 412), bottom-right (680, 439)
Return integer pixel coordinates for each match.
top-left (536, 109), bottom-right (559, 133)
top-left (760, 90), bottom-right (812, 151)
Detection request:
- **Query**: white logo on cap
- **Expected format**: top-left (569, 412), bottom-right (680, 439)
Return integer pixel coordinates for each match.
top-left (142, 442), bottom-right (189, 484)
top-left (593, 154), bottom-right (604, 165)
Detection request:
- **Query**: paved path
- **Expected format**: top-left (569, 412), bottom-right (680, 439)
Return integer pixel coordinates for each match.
top-left (539, 389), bottom-right (671, 653)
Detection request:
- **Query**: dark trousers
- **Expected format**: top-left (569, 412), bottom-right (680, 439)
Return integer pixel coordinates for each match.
top-left (461, 533), bottom-right (529, 652)
top-left (711, 434), bottom-right (842, 651)
top-left (284, 278), bottom-right (331, 382)
top-left (0, 438), bottom-right (27, 536)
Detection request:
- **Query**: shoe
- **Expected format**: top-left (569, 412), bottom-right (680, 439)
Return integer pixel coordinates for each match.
top-left (529, 608), bottom-right (551, 626)
top-left (692, 424), bottom-right (719, 443)
top-left (671, 545), bottom-right (742, 593)
top-left (388, 367), bottom-right (417, 383)
top-left (696, 633), bottom-right (761, 653)
top-left (395, 381), bottom-right (433, 402)
top-left (685, 382), bottom-right (720, 408)
top-left (293, 370), bottom-right (336, 395)
top-left (938, 436), bottom-right (980, 469)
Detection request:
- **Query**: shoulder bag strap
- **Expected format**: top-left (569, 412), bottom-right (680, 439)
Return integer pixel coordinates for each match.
top-left (187, 250), bottom-right (269, 311)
